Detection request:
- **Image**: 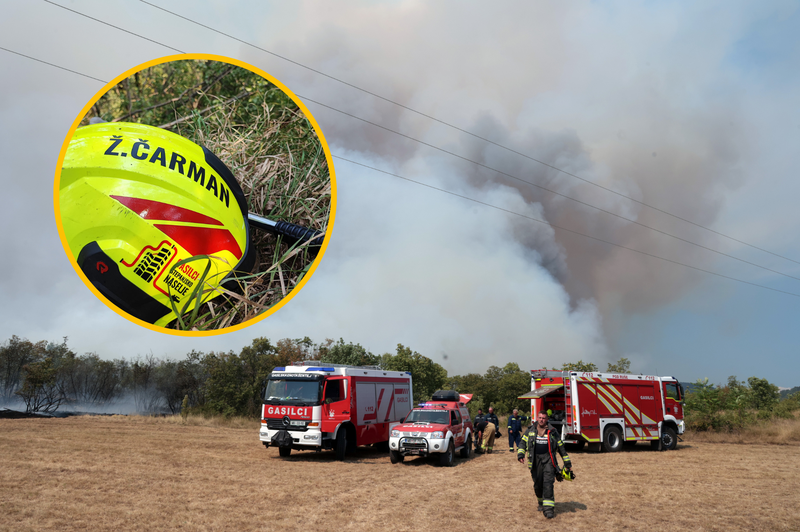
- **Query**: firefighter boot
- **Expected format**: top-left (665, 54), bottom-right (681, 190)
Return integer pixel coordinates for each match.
top-left (543, 499), bottom-right (555, 519)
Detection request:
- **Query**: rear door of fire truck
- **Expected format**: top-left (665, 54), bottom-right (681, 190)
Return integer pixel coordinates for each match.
top-left (574, 378), bottom-right (601, 444)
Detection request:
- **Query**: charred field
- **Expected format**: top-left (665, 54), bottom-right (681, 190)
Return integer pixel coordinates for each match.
top-left (1, 415), bottom-right (798, 532)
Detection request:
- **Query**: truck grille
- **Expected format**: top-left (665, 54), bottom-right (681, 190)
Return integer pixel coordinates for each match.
top-left (265, 419), bottom-right (308, 432)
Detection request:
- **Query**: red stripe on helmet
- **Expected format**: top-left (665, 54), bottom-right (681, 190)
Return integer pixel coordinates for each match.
top-left (111, 196), bottom-right (224, 226)
top-left (154, 224), bottom-right (243, 260)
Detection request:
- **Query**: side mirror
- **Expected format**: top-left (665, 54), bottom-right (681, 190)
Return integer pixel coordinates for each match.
top-left (325, 398), bottom-right (332, 404)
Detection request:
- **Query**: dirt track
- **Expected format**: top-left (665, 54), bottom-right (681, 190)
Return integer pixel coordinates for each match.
top-left (1, 416), bottom-right (798, 531)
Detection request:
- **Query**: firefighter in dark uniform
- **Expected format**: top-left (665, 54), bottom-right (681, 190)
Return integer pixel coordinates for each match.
top-left (517, 410), bottom-right (572, 519)
top-left (473, 420), bottom-right (488, 453)
top-left (474, 409), bottom-right (486, 452)
top-left (486, 407), bottom-right (500, 436)
top-left (507, 408), bottom-right (528, 452)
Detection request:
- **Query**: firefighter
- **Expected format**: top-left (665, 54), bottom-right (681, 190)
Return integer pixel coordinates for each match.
top-left (474, 409), bottom-right (486, 452)
top-left (507, 408), bottom-right (527, 452)
top-left (482, 407), bottom-right (498, 454)
top-left (473, 419), bottom-right (488, 454)
top-left (486, 407), bottom-right (500, 439)
top-left (517, 410), bottom-right (572, 519)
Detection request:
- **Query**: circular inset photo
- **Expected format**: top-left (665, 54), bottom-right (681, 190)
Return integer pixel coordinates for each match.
top-left (54, 54), bottom-right (335, 334)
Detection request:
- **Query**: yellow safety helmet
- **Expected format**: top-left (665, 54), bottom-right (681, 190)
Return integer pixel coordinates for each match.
top-left (560, 468), bottom-right (575, 481)
top-left (59, 122), bottom-right (254, 327)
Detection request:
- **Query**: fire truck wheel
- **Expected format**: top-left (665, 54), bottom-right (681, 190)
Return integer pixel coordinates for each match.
top-left (389, 450), bottom-right (404, 464)
top-left (602, 426), bottom-right (623, 452)
top-left (660, 426), bottom-right (678, 451)
top-left (438, 440), bottom-right (455, 467)
top-left (279, 447), bottom-right (291, 457)
top-left (335, 429), bottom-right (347, 461)
top-left (460, 435), bottom-right (472, 458)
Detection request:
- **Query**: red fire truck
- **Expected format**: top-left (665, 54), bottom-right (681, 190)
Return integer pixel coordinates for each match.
top-left (259, 363), bottom-right (412, 460)
top-left (522, 369), bottom-right (685, 451)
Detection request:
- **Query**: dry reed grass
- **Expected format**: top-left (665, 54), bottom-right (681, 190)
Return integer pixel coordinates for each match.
top-left (686, 411), bottom-right (800, 445)
top-left (1, 416), bottom-right (798, 532)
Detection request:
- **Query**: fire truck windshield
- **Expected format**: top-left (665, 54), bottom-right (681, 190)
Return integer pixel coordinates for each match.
top-left (404, 410), bottom-right (450, 425)
top-left (264, 377), bottom-right (323, 406)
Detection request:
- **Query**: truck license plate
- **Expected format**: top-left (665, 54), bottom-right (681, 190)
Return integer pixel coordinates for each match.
top-left (403, 438), bottom-right (424, 444)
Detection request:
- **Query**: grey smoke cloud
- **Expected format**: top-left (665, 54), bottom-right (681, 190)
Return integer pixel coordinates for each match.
top-left (0, 1), bottom-right (798, 385)
top-left (264, 1), bottom-right (750, 343)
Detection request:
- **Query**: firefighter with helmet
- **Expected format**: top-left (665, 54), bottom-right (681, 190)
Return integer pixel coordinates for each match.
top-left (517, 410), bottom-right (573, 519)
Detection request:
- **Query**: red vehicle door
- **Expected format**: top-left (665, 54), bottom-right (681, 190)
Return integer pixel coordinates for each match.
top-left (450, 409), bottom-right (464, 446)
top-left (662, 381), bottom-right (683, 419)
top-left (321, 377), bottom-right (349, 432)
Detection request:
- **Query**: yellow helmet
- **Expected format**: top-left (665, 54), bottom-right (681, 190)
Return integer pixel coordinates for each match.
top-left (560, 468), bottom-right (575, 481)
top-left (59, 122), bottom-right (253, 328)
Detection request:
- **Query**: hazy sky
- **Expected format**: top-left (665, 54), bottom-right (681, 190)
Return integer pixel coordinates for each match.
top-left (1, 1), bottom-right (798, 387)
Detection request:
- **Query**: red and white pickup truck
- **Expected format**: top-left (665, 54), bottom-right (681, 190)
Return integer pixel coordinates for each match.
top-left (388, 390), bottom-right (474, 467)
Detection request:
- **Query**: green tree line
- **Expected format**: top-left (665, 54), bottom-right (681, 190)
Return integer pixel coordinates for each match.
top-left (3, 335), bottom-right (797, 431)
top-left (0, 335), bottom-right (454, 417)
top-left (684, 376), bottom-right (800, 431)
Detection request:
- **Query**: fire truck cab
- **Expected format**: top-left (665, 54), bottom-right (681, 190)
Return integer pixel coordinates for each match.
top-left (524, 369), bottom-right (685, 451)
top-left (260, 363), bottom-right (412, 460)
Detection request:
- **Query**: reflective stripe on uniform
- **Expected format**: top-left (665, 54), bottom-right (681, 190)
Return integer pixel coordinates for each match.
top-left (543, 499), bottom-right (555, 507)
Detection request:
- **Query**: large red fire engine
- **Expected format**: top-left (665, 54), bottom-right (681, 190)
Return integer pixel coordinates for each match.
top-left (523, 369), bottom-right (685, 451)
top-left (259, 363), bottom-right (412, 460)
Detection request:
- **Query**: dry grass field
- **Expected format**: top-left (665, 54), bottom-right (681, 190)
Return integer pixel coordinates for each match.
top-left (2, 415), bottom-right (799, 532)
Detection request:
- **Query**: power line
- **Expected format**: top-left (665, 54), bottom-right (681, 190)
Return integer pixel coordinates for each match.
top-left (0, 45), bottom-right (106, 83)
top-left (3, 44), bottom-right (795, 298)
top-left (333, 155), bottom-right (800, 299)
top-left (43, 0), bottom-right (184, 54)
top-left (34, 2), bottom-right (800, 282)
top-left (137, 0), bottom-right (800, 268)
